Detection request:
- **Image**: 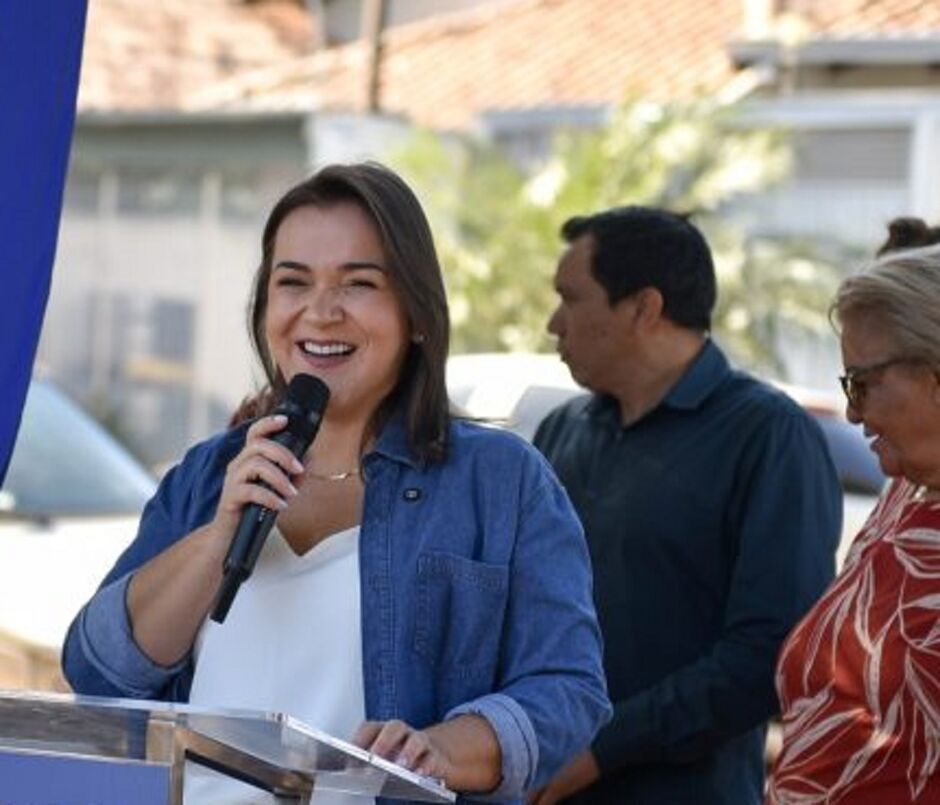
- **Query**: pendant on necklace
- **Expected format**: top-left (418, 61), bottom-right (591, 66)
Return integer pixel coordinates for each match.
top-left (310, 468), bottom-right (360, 482)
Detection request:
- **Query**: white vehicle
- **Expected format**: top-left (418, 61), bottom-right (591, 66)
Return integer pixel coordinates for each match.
top-left (447, 352), bottom-right (885, 567)
top-left (0, 380), bottom-right (155, 689)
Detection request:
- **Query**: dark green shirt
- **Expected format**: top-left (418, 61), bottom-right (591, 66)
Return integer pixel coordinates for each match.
top-left (534, 341), bottom-right (841, 804)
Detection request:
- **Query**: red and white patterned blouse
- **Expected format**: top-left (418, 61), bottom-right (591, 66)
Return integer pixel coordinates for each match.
top-left (768, 478), bottom-right (940, 804)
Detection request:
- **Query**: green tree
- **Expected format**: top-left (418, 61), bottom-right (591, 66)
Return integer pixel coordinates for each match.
top-left (391, 97), bottom-right (841, 376)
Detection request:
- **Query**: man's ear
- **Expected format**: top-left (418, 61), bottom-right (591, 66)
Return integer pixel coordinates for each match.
top-left (633, 287), bottom-right (665, 330)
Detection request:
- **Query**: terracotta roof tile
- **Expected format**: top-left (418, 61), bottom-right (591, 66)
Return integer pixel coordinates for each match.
top-left (78, 0), bottom-right (313, 112)
top-left (380, 0), bottom-right (745, 127)
top-left (81, 0), bottom-right (940, 126)
top-left (193, 0), bottom-right (745, 129)
top-left (786, 0), bottom-right (940, 35)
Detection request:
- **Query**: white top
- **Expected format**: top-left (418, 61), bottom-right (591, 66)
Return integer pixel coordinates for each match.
top-left (184, 525), bottom-right (371, 805)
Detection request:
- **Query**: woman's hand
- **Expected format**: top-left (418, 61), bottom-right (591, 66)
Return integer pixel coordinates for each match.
top-left (353, 715), bottom-right (501, 792)
top-left (354, 719), bottom-right (453, 780)
top-left (212, 414), bottom-right (304, 537)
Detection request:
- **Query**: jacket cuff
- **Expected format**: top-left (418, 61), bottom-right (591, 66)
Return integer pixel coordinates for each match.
top-left (77, 573), bottom-right (188, 697)
top-left (445, 692), bottom-right (538, 801)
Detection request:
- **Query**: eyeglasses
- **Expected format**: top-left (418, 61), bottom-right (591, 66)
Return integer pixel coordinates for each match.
top-left (838, 357), bottom-right (914, 409)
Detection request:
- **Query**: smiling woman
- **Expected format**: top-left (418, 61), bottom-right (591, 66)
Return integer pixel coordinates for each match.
top-left (60, 162), bottom-right (611, 805)
top-left (768, 238), bottom-right (940, 804)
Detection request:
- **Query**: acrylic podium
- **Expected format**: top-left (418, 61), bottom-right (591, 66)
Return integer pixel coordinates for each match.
top-left (0, 689), bottom-right (456, 804)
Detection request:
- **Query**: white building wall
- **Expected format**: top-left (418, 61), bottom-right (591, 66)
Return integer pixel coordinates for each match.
top-left (728, 94), bottom-right (940, 389)
top-left (305, 111), bottom-right (413, 167)
top-left (741, 181), bottom-right (910, 248)
top-left (37, 118), bottom-right (307, 466)
top-left (910, 111), bottom-right (940, 224)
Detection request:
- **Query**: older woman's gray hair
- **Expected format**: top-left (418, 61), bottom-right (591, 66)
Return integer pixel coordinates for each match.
top-left (831, 243), bottom-right (940, 367)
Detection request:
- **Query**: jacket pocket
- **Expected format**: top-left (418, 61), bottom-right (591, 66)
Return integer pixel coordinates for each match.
top-left (412, 551), bottom-right (509, 680)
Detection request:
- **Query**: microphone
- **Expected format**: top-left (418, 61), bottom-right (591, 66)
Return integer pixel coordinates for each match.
top-left (210, 373), bottom-right (330, 624)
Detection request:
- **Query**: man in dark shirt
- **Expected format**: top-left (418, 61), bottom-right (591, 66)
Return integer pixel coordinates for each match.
top-left (530, 207), bottom-right (842, 804)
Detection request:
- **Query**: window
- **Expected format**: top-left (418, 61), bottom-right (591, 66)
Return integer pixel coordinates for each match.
top-left (117, 171), bottom-right (200, 216)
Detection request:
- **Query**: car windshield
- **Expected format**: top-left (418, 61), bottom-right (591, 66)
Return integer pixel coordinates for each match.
top-left (811, 413), bottom-right (886, 496)
top-left (1, 380), bottom-right (155, 517)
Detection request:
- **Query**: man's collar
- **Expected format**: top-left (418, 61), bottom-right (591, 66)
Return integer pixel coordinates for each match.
top-left (661, 338), bottom-right (729, 410)
top-left (586, 339), bottom-right (730, 422)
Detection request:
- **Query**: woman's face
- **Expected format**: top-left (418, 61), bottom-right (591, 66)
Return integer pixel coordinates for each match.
top-left (264, 202), bottom-right (411, 426)
top-left (841, 313), bottom-right (940, 488)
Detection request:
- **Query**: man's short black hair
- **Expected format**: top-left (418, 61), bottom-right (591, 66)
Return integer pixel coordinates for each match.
top-left (561, 206), bottom-right (716, 331)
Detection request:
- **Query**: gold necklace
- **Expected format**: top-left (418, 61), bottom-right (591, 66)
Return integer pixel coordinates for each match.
top-left (308, 468), bottom-right (360, 482)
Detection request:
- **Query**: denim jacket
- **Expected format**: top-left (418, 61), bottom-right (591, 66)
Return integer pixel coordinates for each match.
top-left (62, 415), bottom-right (611, 802)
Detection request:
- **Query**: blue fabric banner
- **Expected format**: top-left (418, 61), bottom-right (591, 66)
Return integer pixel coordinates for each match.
top-left (0, 2), bottom-right (88, 483)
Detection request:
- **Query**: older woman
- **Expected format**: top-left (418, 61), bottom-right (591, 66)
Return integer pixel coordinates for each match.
top-left (767, 236), bottom-right (940, 803)
top-left (62, 162), bottom-right (610, 803)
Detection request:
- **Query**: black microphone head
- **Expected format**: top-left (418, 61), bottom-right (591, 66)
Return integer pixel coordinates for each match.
top-left (286, 372), bottom-right (330, 414)
top-left (276, 374), bottom-right (330, 451)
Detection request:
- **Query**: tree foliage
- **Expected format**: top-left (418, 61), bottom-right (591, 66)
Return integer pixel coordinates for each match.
top-left (391, 98), bottom-right (841, 376)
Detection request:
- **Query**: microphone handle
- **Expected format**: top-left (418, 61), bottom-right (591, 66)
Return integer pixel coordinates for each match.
top-left (210, 429), bottom-right (307, 624)
top-left (223, 502), bottom-right (278, 576)
top-left (211, 501), bottom-right (279, 624)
